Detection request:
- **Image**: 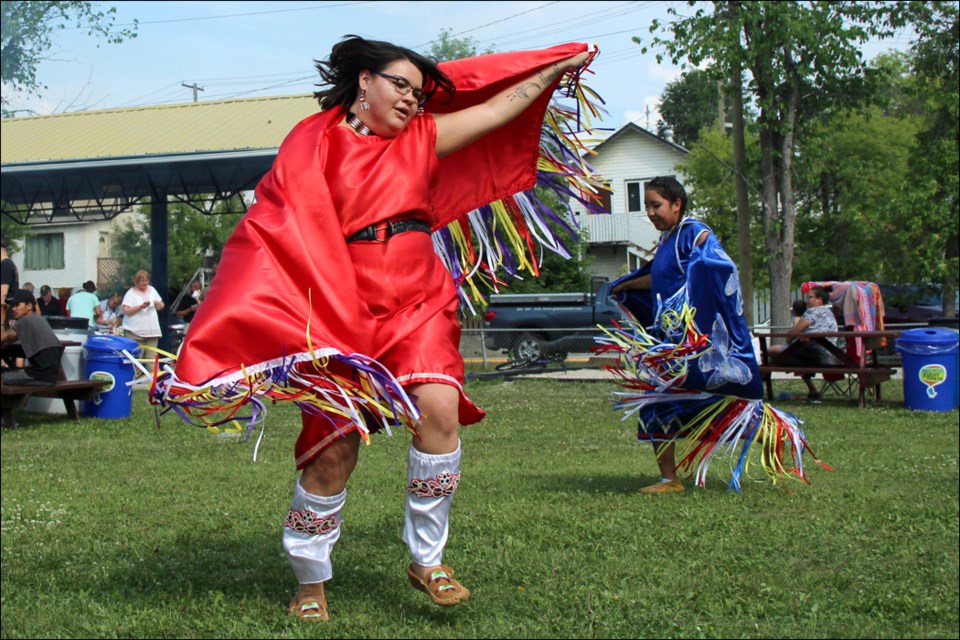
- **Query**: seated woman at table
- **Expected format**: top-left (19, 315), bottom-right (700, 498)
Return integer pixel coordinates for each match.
top-left (769, 286), bottom-right (841, 398)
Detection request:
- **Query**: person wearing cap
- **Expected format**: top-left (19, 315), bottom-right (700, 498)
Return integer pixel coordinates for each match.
top-left (37, 285), bottom-right (60, 317)
top-left (20, 283), bottom-right (40, 316)
top-left (1, 289), bottom-right (61, 386)
top-left (66, 281), bottom-right (102, 331)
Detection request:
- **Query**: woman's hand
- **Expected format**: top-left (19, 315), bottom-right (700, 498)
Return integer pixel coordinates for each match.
top-left (612, 274), bottom-right (651, 293)
top-left (435, 44), bottom-right (596, 158)
top-left (560, 50), bottom-right (591, 72)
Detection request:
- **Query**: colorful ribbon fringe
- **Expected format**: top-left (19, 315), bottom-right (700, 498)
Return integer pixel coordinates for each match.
top-left (433, 71), bottom-right (611, 316)
top-left (596, 307), bottom-right (832, 492)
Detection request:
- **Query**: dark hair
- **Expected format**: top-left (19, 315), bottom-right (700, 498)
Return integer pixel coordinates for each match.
top-left (808, 286), bottom-right (830, 304)
top-left (644, 176), bottom-right (688, 216)
top-left (312, 34), bottom-right (455, 111)
top-left (792, 299), bottom-right (807, 317)
top-left (82, 280), bottom-right (97, 293)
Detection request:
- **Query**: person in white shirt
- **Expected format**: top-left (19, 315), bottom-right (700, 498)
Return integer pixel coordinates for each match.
top-left (121, 270), bottom-right (165, 349)
top-left (96, 292), bottom-right (123, 333)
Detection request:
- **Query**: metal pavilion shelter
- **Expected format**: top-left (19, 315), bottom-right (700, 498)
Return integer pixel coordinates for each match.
top-left (1, 94), bottom-right (318, 346)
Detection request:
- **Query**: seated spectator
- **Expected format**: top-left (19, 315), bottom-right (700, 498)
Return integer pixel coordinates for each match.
top-left (37, 285), bottom-right (61, 317)
top-left (769, 286), bottom-right (841, 398)
top-left (790, 299), bottom-right (807, 328)
top-left (57, 287), bottom-right (72, 315)
top-left (21, 283), bottom-right (40, 316)
top-left (66, 280), bottom-right (102, 331)
top-left (96, 292), bottom-right (124, 333)
top-left (1, 289), bottom-right (61, 386)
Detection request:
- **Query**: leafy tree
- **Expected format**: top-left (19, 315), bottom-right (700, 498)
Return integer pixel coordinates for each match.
top-left (794, 105), bottom-right (922, 283)
top-left (658, 68), bottom-right (727, 147)
top-left (899, 1), bottom-right (958, 317)
top-left (678, 127), bottom-right (767, 286)
top-left (0, 210), bottom-right (29, 252)
top-left (1, 1), bottom-right (138, 116)
top-left (110, 197), bottom-right (243, 298)
top-left (425, 28), bottom-right (495, 62)
top-left (639, 1), bottom-right (904, 328)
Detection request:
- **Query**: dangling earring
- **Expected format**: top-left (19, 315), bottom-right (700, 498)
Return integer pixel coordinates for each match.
top-left (417, 106), bottom-right (424, 117)
top-left (360, 89), bottom-right (371, 111)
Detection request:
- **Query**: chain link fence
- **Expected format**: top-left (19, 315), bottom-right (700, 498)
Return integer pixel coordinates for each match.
top-left (461, 326), bottom-right (614, 370)
top-left (97, 257), bottom-right (125, 294)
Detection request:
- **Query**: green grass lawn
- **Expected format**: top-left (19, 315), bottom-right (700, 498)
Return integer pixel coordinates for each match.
top-left (2, 378), bottom-right (958, 638)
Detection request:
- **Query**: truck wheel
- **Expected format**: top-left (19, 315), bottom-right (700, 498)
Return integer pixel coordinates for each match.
top-left (511, 333), bottom-right (544, 360)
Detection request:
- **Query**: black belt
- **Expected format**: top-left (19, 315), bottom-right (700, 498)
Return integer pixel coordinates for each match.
top-left (346, 219), bottom-right (431, 242)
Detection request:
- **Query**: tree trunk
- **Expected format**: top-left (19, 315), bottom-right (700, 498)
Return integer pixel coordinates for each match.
top-left (759, 126), bottom-right (785, 331)
top-left (771, 72), bottom-right (800, 332)
top-left (725, 0), bottom-right (754, 326)
top-left (730, 61), bottom-right (753, 326)
top-left (944, 227), bottom-right (958, 318)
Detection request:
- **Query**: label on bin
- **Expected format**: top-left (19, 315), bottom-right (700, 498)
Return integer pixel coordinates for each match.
top-left (88, 370), bottom-right (116, 395)
top-left (918, 364), bottom-right (947, 398)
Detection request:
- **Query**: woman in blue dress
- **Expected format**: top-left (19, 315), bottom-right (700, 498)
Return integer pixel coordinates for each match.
top-left (602, 177), bottom-right (827, 493)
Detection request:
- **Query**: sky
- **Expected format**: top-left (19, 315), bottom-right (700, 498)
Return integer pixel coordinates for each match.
top-left (9, 0), bottom-right (913, 135)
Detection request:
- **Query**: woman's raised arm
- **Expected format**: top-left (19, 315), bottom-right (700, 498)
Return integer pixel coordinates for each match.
top-left (433, 49), bottom-right (592, 159)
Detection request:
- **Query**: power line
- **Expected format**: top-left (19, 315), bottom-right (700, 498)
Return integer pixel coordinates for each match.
top-left (97, 2), bottom-right (664, 109)
top-left (413, 1), bottom-right (561, 48)
top-left (475, 2), bottom-right (653, 48)
top-left (76, 1), bottom-right (378, 29)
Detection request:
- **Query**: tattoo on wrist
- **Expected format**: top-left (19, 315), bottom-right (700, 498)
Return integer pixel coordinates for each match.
top-left (538, 64), bottom-right (561, 87)
top-left (508, 81), bottom-right (542, 102)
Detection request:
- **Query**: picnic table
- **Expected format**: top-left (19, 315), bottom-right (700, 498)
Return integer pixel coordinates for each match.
top-left (0, 340), bottom-right (108, 428)
top-left (755, 329), bottom-right (900, 408)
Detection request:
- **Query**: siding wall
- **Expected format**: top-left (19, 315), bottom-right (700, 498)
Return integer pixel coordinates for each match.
top-left (572, 126), bottom-right (688, 283)
top-left (11, 214), bottom-right (130, 291)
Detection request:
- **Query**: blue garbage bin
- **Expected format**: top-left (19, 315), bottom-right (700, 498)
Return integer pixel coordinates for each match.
top-left (895, 327), bottom-right (959, 412)
top-left (82, 335), bottom-right (141, 419)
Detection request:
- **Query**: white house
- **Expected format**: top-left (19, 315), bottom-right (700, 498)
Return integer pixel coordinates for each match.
top-left (571, 122), bottom-right (689, 283)
top-left (8, 211), bottom-right (132, 296)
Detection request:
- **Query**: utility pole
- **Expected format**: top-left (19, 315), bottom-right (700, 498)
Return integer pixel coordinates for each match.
top-left (182, 82), bottom-right (204, 102)
top-left (644, 104), bottom-right (650, 130)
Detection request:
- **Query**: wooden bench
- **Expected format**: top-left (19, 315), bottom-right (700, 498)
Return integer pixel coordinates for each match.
top-left (755, 330), bottom-right (900, 408)
top-left (1, 378), bottom-right (110, 428)
top-left (0, 339), bottom-right (109, 428)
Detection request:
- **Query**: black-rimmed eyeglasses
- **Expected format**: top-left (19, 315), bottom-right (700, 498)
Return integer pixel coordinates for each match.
top-left (374, 71), bottom-right (426, 105)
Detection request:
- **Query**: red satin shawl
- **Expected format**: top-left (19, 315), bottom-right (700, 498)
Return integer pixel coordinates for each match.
top-left (323, 117), bottom-right (438, 236)
top-left (175, 42), bottom-right (587, 387)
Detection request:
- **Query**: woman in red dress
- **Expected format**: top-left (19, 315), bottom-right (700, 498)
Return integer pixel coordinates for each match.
top-left (159, 36), bottom-right (597, 621)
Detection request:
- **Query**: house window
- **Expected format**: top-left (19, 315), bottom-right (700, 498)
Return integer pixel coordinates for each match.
top-left (626, 180), bottom-right (645, 213)
top-left (626, 176), bottom-right (676, 214)
top-left (594, 179), bottom-right (612, 214)
top-left (24, 233), bottom-right (65, 269)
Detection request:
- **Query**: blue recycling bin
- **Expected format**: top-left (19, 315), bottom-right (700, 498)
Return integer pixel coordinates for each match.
top-left (895, 327), bottom-right (959, 412)
top-left (81, 335), bottom-right (141, 418)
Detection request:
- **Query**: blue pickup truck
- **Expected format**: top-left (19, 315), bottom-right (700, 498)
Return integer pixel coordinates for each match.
top-left (481, 281), bottom-right (624, 360)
